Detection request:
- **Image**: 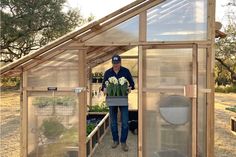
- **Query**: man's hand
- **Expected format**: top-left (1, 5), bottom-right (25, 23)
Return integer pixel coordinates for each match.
top-left (128, 87), bottom-right (131, 93)
top-left (103, 88), bottom-right (107, 94)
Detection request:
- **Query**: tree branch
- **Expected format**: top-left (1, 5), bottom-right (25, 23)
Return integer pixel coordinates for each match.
top-left (215, 57), bottom-right (235, 75)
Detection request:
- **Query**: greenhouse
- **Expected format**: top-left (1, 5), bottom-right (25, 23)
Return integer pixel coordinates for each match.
top-left (0, 0), bottom-right (217, 157)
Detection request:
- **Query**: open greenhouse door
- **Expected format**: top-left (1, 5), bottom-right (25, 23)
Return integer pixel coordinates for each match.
top-left (139, 44), bottom-right (198, 157)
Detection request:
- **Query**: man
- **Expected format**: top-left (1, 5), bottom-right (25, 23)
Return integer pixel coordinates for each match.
top-left (101, 54), bottom-right (135, 152)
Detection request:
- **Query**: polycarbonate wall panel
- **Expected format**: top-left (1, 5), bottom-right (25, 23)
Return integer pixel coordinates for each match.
top-left (27, 92), bottom-right (78, 157)
top-left (86, 16), bottom-right (139, 43)
top-left (147, 0), bottom-right (207, 41)
top-left (143, 49), bottom-right (192, 89)
top-left (198, 49), bottom-right (207, 157)
top-left (27, 50), bottom-right (79, 88)
top-left (142, 49), bottom-right (193, 157)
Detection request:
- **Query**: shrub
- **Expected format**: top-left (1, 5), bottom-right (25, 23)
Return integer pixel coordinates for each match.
top-left (40, 117), bottom-right (65, 139)
top-left (88, 101), bottom-right (109, 112)
top-left (0, 77), bottom-right (20, 89)
top-left (215, 85), bottom-right (236, 93)
top-left (225, 106), bottom-right (236, 113)
top-left (87, 123), bottom-right (96, 135)
top-left (33, 96), bottom-right (76, 107)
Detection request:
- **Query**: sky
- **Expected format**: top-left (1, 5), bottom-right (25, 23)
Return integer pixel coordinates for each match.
top-left (66, 0), bottom-right (134, 18)
top-left (66, 0), bottom-right (235, 27)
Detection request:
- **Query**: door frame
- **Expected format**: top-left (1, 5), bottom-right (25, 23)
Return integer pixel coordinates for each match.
top-left (138, 43), bottom-right (198, 157)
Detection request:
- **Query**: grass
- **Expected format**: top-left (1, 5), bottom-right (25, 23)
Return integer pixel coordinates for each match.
top-left (225, 106), bottom-right (236, 113)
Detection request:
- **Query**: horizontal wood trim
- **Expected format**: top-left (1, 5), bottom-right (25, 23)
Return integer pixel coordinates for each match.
top-left (143, 86), bottom-right (185, 92)
top-left (75, 41), bottom-right (211, 47)
top-left (25, 87), bottom-right (78, 92)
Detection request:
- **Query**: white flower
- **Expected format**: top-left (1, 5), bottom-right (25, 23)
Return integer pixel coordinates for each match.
top-left (119, 77), bottom-right (127, 85)
top-left (113, 78), bottom-right (118, 84)
top-left (105, 81), bottom-right (109, 86)
top-left (108, 77), bottom-right (118, 84)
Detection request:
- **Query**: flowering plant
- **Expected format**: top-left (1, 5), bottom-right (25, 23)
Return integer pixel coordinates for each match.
top-left (105, 77), bottom-right (129, 96)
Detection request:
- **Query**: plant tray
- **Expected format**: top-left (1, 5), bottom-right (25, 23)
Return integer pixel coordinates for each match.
top-left (106, 96), bottom-right (128, 106)
top-left (231, 116), bottom-right (236, 135)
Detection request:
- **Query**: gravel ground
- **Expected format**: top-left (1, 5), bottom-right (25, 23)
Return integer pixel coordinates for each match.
top-left (214, 93), bottom-right (236, 157)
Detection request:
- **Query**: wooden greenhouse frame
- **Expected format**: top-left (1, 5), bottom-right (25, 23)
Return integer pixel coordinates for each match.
top-left (0, 0), bottom-right (217, 157)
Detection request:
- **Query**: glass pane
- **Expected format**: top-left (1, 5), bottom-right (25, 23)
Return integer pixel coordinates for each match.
top-left (27, 92), bottom-right (78, 157)
top-left (27, 50), bottom-right (79, 88)
top-left (147, 0), bottom-right (207, 41)
top-left (142, 48), bottom-right (193, 157)
top-left (86, 16), bottom-right (139, 43)
top-left (198, 49), bottom-right (207, 157)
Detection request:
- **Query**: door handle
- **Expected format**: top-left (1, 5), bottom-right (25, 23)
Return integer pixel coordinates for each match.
top-left (75, 87), bottom-right (86, 94)
top-left (184, 85), bottom-right (197, 98)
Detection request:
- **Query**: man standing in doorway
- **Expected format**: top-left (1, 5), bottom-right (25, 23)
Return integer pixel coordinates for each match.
top-left (102, 54), bottom-right (135, 152)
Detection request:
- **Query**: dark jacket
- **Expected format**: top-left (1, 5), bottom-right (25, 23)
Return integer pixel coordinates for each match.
top-left (101, 66), bottom-right (135, 91)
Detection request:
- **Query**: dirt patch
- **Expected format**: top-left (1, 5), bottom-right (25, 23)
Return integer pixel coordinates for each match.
top-left (215, 93), bottom-right (236, 157)
top-left (0, 91), bottom-right (20, 157)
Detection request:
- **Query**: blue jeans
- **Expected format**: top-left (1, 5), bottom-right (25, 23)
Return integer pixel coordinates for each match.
top-left (109, 106), bottom-right (129, 143)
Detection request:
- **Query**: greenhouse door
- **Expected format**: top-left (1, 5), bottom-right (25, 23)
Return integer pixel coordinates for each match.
top-left (139, 44), bottom-right (198, 157)
top-left (27, 91), bottom-right (79, 157)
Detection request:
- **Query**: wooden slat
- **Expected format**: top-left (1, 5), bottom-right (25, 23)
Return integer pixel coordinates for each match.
top-left (207, 0), bottom-right (215, 156)
top-left (20, 72), bottom-right (23, 157)
top-left (25, 87), bottom-right (75, 92)
top-left (120, 56), bottom-right (138, 59)
top-left (138, 46), bottom-right (143, 157)
top-left (138, 10), bottom-right (146, 156)
top-left (22, 71), bottom-right (28, 157)
top-left (89, 140), bottom-right (93, 157)
top-left (78, 50), bottom-right (87, 157)
top-left (88, 68), bottom-right (92, 106)
top-left (75, 41), bottom-right (211, 47)
top-left (207, 47), bottom-right (215, 157)
top-left (142, 86), bottom-right (184, 93)
top-left (191, 44), bottom-right (198, 157)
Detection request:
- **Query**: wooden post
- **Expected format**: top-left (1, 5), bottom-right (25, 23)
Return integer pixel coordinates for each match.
top-left (21, 71), bottom-right (28, 157)
top-left (88, 68), bottom-right (93, 106)
top-left (138, 46), bottom-right (143, 157)
top-left (207, 0), bottom-right (215, 157)
top-left (138, 10), bottom-right (146, 157)
top-left (192, 44), bottom-right (198, 157)
top-left (207, 47), bottom-right (215, 157)
top-left (20, 72), bottom-right (23, 157)
top-left (78, 49), bottom-right (87, 157)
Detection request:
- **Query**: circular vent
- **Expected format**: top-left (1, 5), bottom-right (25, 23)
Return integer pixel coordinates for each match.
top-left (159, 95), bottom-right (191, 125)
